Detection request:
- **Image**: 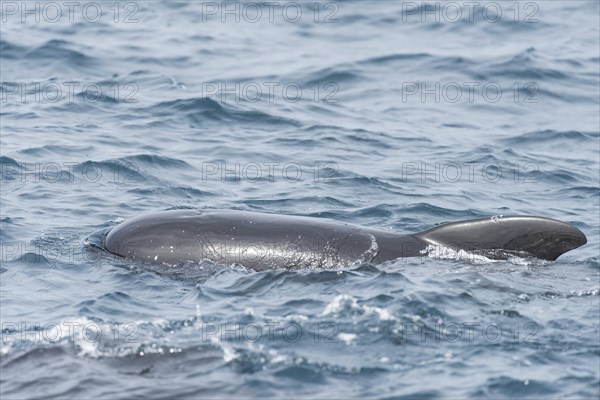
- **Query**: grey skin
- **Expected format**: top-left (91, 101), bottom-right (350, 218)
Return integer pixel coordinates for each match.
top-left (103, 210), bottom-right (587, 270)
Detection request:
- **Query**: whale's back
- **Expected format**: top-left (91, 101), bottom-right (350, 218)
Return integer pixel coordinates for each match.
top-left (104, 209), bottom-right (407, 270)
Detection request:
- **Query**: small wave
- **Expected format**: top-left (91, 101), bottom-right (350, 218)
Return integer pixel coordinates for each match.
top-left (360, 52), bottom-right (432, 66)
top-left (18, 144), bottom-right (94, 157)
top-left (473, 375), bottom-right (558, 398)
top-left (302, 67), bottom-right (362, 87)
top-left (119, 154), bottom-right (191, 169)
top-left (502, 130), bottom-right (596, 146)
top-left (0, 39), bottom-right (27, 59)
top-left (146, 97), bottom-right (300, 128)
top-left (0, 156), bottom-right (20, 181)
top-left (0, 156), bottom-right (77, 184)
top-left (125, 186), bottom-right (217, 199)
top-left (26, 40), bottom-right (96, 68)
top-left (74, 160), bottom-right (150, 184)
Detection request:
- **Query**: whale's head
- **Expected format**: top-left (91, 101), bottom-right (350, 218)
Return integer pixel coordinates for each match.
top-left (104, 210), bottom-right (204, 264)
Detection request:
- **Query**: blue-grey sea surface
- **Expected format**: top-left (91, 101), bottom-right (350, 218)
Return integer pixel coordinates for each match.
top-left (1, 1), bottom-right (599, 398)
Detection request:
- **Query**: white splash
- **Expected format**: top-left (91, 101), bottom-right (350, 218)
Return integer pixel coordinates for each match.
top-left (491, 215), bottom-right (504, 223)
top-left (322, 294), bottom-right (395, 321)
top-left (421, 244), bottom-right (533, 266)
top-left (338, 332), bottom-right (357, 345)
top-left (421, 244), bottom-right (499, 264)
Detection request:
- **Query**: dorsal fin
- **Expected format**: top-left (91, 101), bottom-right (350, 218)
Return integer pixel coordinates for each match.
top-left (415, 216), bottom-right (587, 261)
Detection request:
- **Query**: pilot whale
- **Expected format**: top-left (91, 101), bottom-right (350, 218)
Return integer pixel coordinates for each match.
top-left (103, 210), bottom-right (587, 270)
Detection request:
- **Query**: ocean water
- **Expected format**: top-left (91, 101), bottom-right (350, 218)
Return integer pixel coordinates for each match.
top-left (1, 1), bottom-right (599, 398)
